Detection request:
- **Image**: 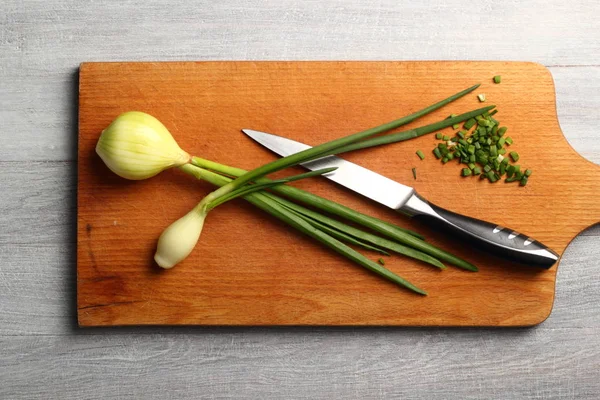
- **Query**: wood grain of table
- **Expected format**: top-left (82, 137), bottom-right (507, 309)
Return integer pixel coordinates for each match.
top-left (1, 0), bottom-right (599, 398)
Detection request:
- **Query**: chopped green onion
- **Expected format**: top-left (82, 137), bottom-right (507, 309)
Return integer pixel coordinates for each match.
top-left (493, 75), bottom-right (502, 84)
top-left (506, 165), bottom-right (515, 178)
top-left (436, 133), bottom-right (443, 140)
top-left (525, 169), bottom-right (532, 177)
top-left (412, 167), bottom-right (417, 180)
top-left (478, 94), bottom-right (486, 102)
top-left (520, 177), bottom-right (528, 186)
top-left (462, 168), bottom-right (472, 176)
top-left (433, 147), bottom-right (442, 159)
top-left (499, 162), bottom-right (507, 175)
top-left (443, 135), bottom-right (451, 141)
top-left (514, 170), bottom-right (523, 180)
top-left (463, 118), bottom-right (476, 130)
top-left (473, 166), bottom-right (482, 175)
top-left (509, 151), bottom-right (520, 162)
top-left (378, 258), bottom-right (386, 266)
top-left (498, 127), bottom-right (507, 137)
top-left (416, 150), bottom-right (425, 160)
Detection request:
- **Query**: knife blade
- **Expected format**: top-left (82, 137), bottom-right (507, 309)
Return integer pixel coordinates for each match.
top-left (242, 128), bottom-right (559, 268)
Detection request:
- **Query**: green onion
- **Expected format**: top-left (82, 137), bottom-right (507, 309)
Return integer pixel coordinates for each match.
top-left (478, 94), bottom-right (486, 102)
top-left (473, 166), bottom-right (482, 175)
top-left (272, 195), bottom-right (447, 270)
top-left (463, 118), bottom-right (476, 130)
top-left (520, 177), bottom-right (528, 186)
top-left (190, 158), bottom-right (476, 271)
top-left (330, 106), bottom-right (495, 156)
top-left (193, 157), bottom-right (425, 241)
top-left (206, 167), bottom-right (337, 210)
top-left (443, 135), bottom-right (451, 141)
top-left (436, 133), bottom-right (443, 140)
top-left (198, 84), bottom-right (485, 209)
top-left (182, 165), bottom-right (427, 294)
top-left (378, 258), bottom-right (386, 266)
top-left (412, 167), bottom-right (417, 180)
top-left (416, 150), bottom-right (425, 160)
top-left (506, 165), bottom-right (515, 178)
top-left (298, 216), bottom-right (390, 255)
top-left (493, 75), bottom-right (502, 84)
top-left (157, 85), bottom-right (486, 269)
top-left (525, 169), bottom-right (532, 177)
top-left (462, 168), bottom-right (472, 177)
top-left (510, 151), bottom-right (520, 162)
top-left (499, 162), bottom-right (507, 175)
top-left (433, 148), bottom-right (442, 159)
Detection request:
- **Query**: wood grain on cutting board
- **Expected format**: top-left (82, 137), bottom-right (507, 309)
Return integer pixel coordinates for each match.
top-left (77, 61), bottom-right (600, 327)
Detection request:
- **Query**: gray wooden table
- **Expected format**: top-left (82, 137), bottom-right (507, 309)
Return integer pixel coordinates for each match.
top-left (1, 1), bottom-right (599, 398)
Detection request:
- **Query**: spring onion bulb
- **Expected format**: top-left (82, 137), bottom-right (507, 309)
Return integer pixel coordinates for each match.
top-left (96, 111), bottom-right (190, 180)
top-left (155, 206), bottom-right (206, 269)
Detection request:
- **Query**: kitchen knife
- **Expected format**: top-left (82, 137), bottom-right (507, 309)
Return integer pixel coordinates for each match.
top-left (242, 129), bottom-right (559, 268)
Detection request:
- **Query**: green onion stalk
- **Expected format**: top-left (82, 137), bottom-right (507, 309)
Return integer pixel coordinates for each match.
top-left (95, 85), bottom-right (488, 294)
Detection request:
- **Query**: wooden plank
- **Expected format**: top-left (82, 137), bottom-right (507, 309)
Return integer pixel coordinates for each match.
top-left (77, 61), bottom-right (600, 327)
top-left (2, 326), bottom-right (600, 399)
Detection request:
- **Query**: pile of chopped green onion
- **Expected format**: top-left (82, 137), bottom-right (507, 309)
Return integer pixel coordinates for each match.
top-left (431, 110), bottom-right (531, 186)
top-left (96, 84), bottom-right (495, 295)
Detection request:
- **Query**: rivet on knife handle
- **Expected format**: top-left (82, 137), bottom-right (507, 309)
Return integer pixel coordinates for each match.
top-left (401, 193), bottom-right (559, 268)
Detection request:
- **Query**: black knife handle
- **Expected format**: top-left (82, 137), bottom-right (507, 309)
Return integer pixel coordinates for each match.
top-left (401, 193), bottom-right (559, 268)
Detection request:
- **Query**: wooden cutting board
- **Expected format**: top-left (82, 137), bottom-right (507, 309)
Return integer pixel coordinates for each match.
top-left (77, 61), bottom-right (600, 327)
